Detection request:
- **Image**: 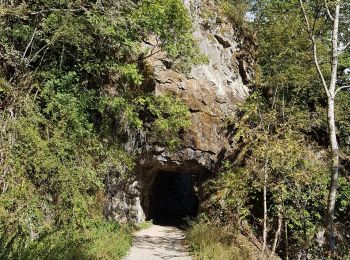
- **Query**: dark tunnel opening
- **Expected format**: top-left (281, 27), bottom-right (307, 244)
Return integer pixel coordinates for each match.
top-left (148, 171), bottom-right (199, 226)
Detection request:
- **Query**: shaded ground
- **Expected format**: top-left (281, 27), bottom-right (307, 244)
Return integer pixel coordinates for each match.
top-left (124, 225), bottom-right (192, 260)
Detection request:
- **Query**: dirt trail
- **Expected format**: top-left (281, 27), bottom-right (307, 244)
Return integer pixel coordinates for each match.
top-left (124, 224), bottom-right (192, 260)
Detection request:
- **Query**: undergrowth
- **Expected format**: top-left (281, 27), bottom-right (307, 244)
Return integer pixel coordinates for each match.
top-left (17, 220), bottom-right (132, 260)
top-left (136, 220), bottom-right (153, 230)
top-left (186, 217), bottom-right (271, 260)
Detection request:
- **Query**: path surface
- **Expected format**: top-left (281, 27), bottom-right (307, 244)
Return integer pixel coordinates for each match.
top-left (124, 225), bottom-right (192, 260)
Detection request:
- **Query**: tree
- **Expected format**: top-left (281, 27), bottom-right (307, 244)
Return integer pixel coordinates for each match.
top-left (299, 0), bottom-right (350, 252)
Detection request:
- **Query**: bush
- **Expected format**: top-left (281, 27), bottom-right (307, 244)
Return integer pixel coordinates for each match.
top-left (186, 217), bottom-right (263, 260)
top-left (18, 221), bottom-right (132, 260)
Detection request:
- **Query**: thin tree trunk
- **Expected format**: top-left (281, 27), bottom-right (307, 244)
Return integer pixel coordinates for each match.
top-left (327, 3), bottom-right (340, 253)
top-left (327, 97), bottom-right (339, 252)
top-left (285, 218), bottom-right (289, 260)
top-left (262, 159), bottom-right (268, 253)
top-left (271, 203), bottom-right (283, 256)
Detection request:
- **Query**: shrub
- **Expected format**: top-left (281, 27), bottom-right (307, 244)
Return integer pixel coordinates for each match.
top-left (186, 217), bottom-right (263, 260)
top-left (18, 221), bottom-right (132, 260)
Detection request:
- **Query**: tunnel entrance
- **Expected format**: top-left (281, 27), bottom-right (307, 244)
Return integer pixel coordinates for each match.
top-left (148, 171), bottom-right (199, 226)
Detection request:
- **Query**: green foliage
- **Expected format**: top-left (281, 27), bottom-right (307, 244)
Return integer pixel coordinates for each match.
top-left (0, 0), bottom-right (197, 257)
top-left (133, 0), bottom-right (206, 71)
top-left (100, 94), bottom-right (191, 148)
top-left (136, 220), bottom-right (153, 230)
top-left (254, 0), bottom-right (328, 104)
top-left (0, 92), bottom-right (132, 258)
top-left (18, 220), bottom-right (132, 260)
top-left (206, 91), bottom-right (330, 253)
top-left (220, 0), bottom-right (252, 30)
top-left (336, 91), bottom-right (350, 150)
top-left (133, 0), bottom-right (192, 55)
top-left (134, 94), bottom-right (191, 148)
top-left (206, 164), bottom-right (251, 224)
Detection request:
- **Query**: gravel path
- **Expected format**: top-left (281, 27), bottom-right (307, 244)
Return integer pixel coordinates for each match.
top-left (124, 225), bottom-right (192, 260)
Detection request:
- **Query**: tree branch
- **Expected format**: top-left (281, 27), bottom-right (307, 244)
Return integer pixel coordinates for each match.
top-left (324, 0), bottom-right (334, 21)
top-left (30, 8), bottom-right (82, 15)
top-left (22, 27), bottom-right (37, 59)
top-left (339, 41), bottom-right (350, 54)
top-left (132, 36), bottom-right (161, 63)
top-left (335, 86), bottom-right (350, 96)
top-left (299, 0), bottom-right (331, 97)
top-left (26, 44), bottom-right (50, 67)
top-left (299, 0), bottom-right (314, 37)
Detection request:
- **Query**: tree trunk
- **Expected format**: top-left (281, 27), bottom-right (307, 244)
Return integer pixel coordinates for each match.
top-left (262, 159), bottom-right (268, 253)
top-left (271, 203), bottom-right (282, 256)
top-left (327, 2), bottom-right (340, 253)
top-left (285, 218), bottom-right (289, 260)
top-left (327, 97), bottom-right (339, 253)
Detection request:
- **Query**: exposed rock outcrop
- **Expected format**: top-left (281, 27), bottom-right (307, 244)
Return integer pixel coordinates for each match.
top-left (106, 0), bottom-right (254, 223)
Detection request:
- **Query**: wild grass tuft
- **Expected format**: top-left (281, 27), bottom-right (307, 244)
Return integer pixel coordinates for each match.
top-left (186, 217), bottom-right (265, 260)
top-left (136, 220), bottom-right (153, 230)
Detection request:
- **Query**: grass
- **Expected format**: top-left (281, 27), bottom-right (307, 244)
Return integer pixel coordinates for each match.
top-left (136, 220), bottom-right (153, 230)
top-left (83, 221), bottom-right (132, 260)
top-left (18, 220), bottom-right (132, 260)
top-left (186, 218), bottom-right (269, 260)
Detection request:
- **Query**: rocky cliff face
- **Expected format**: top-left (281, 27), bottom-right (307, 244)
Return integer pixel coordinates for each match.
top-left (106, 0), bottom-right (254, 223)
